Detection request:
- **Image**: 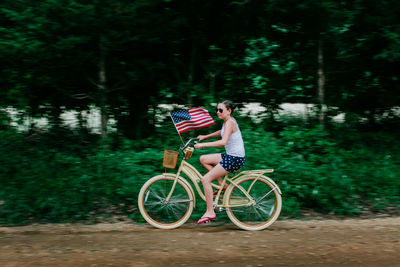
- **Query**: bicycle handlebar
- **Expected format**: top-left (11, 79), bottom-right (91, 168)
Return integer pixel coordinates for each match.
top-left (180, 137), bottom-right (198, 151)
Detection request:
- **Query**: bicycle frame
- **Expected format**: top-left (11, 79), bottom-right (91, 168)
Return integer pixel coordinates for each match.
top-left (165, 154), bottom-right (280, 209)
top-left (139, 137), bottom-right (283, 230)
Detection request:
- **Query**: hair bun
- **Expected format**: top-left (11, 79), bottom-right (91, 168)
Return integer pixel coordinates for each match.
top-left (221, 100), bottom-right (235, 112)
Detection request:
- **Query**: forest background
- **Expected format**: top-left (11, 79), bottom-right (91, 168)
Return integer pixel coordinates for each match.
top-left (0, 0), bottom-right (399, 224)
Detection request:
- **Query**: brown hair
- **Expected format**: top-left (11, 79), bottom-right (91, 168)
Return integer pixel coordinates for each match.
top-left (221, 100), bottom-right (236, 113)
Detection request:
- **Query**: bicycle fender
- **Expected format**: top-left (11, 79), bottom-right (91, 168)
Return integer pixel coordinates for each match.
top-left (264, 176), bottom-right (282, 195)
top-left (231, 174), bottom-right (282, 195)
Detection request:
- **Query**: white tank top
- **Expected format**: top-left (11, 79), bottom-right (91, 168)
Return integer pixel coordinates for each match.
top-left (221, 119), bottom-right (245, 157)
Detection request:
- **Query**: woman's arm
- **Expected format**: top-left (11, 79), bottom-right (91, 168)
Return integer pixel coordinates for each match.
top-left (197, 130), bottom-right (221, 141)
top-left (195, 120), bottom-right (234, 149)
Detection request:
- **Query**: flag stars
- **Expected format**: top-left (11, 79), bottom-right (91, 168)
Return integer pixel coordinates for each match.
top-left (170, 108), bottom-right (214, 134)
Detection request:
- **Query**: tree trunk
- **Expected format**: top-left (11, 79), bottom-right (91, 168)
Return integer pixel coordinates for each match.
top-left (186, 38), bottom-right (198, 105)
top-left (98, 39), bottom-right (108, 138)
top-left (77, 108), bottom-right (88, 134)
top-left (115, 87), bottom-right (153, 140)
top-left (49, 105), bottom-right (62, 132)
top-left (209, 71), bottom-right (216, 98)
top-left (317, 39), bottom-right (326, 128)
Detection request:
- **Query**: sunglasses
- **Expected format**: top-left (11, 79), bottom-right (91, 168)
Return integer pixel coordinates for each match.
top-left (216, 108), bottom-right (224, 113)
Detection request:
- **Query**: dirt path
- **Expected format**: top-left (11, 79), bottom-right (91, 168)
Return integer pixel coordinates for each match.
top-left (1, 217), bottom-right (399, 267)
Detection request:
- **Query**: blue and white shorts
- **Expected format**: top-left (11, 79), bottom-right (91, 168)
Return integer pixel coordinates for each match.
top-left (220, 153), bottom-right (245, 173)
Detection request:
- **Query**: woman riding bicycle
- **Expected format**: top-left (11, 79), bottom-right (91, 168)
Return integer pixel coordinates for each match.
top-left (194, 100), bottom-right (245, 224)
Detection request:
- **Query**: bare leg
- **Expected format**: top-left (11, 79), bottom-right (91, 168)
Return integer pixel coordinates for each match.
top-left (199, 164), bottom-right (229, 221)
top-left (199, 153), bottom-right (223, 185)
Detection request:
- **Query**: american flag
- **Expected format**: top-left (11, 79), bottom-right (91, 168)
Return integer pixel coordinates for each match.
top-left (170, 107), bottom-right (214, 134)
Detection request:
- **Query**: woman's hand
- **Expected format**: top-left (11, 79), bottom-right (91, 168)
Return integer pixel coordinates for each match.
top-left (197, 135), bottom-right (206, 141)
top-left (194, 143), bottom-right (203, 150)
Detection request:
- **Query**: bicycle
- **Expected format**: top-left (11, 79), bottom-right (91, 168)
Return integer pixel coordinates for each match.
top-left (138, 138), bottom-right (282, 231)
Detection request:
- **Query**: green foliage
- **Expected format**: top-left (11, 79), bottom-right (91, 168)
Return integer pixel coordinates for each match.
top-left (239, 124), bottom-right (400, 217)
top-left (0, 0), bottom-right (400, 224)
top-left (0, 129), bottom-right (163, 224)
top-left (1, 124), bottom-right (399, 224)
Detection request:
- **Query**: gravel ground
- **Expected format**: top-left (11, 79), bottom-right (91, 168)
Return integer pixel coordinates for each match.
top-left (1, 217), bottom-right (399, 267)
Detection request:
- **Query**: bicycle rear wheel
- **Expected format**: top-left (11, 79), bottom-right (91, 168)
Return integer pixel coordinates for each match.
top-left (138, 174), bottom-right (194, 229)
top-left (225, 175), bottom-right (282, 231)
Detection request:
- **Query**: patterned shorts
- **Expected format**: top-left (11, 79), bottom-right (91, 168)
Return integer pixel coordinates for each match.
top-left (220, 153), bottom-right (245, 173)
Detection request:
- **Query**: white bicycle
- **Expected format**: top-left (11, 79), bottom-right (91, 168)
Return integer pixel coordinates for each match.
top-left (138, 138), bottom-right (282, 231)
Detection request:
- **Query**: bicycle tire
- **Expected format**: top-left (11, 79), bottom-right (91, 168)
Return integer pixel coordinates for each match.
top-left (224, 174), bottom-right (282, 231)
top-left (138, 174), bottom-right (194, 229)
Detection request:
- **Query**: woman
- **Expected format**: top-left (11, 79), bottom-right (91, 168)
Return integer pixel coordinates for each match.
top-left (194, 100), bottom-right (245, 224)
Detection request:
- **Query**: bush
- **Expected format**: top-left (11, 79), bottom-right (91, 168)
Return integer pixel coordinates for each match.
top-left (0, 124), bottom-right (399, 225)
top-left (0, 129), bottom-right (164, 224)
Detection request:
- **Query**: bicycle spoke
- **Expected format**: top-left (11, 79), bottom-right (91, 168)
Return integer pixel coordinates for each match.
top-left (167, 204), bottom-right (183, 219)
top-left (143, 201), bottom-right (160, 208)
top-left (252, 206), bottom-right (264, 220)
top-left (168, 198), bottom-right (193, 204)
top-left (169, 194), bottom-right (192, 204)
top-left (226, 176), bottom-right (281, 229)
top-left (141, 177), bottom-right (192, 226)
top-left (149, 191), bottom-right (165, 202)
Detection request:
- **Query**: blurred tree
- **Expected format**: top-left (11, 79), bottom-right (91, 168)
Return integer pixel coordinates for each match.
top-left (234, 0), bottom-right (357, 128)
top-left (1, 1), bottom-right (96, 131)
top-left (0, 0), bottom-right (167, 138)
top-left (0, 0), bottom-right (399, 139)
top-left (331, 0), bottom-right (400, 124)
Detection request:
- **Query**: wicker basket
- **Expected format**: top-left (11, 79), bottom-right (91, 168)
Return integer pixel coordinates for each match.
top-left (163, 150), bottom-right (179, 169)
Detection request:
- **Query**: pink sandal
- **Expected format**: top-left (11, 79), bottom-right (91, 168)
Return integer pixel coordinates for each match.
top-left (213, 185), bottom-right (228, 195)
top-left (197, 216), bottom-right (217, 225)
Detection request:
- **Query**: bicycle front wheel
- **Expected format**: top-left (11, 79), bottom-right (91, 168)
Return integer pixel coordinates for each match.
top-left (138, 174), bottom-right (194, 229)
top-left (225, 175), bottom-right (282, 231)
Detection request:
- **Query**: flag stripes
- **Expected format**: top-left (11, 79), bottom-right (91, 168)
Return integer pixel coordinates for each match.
top-left (170, 107), bottom-right (214, 134)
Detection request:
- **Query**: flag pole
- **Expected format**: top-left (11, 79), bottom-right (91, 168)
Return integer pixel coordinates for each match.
top-left (169, 113), bottom-right (185, 145)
